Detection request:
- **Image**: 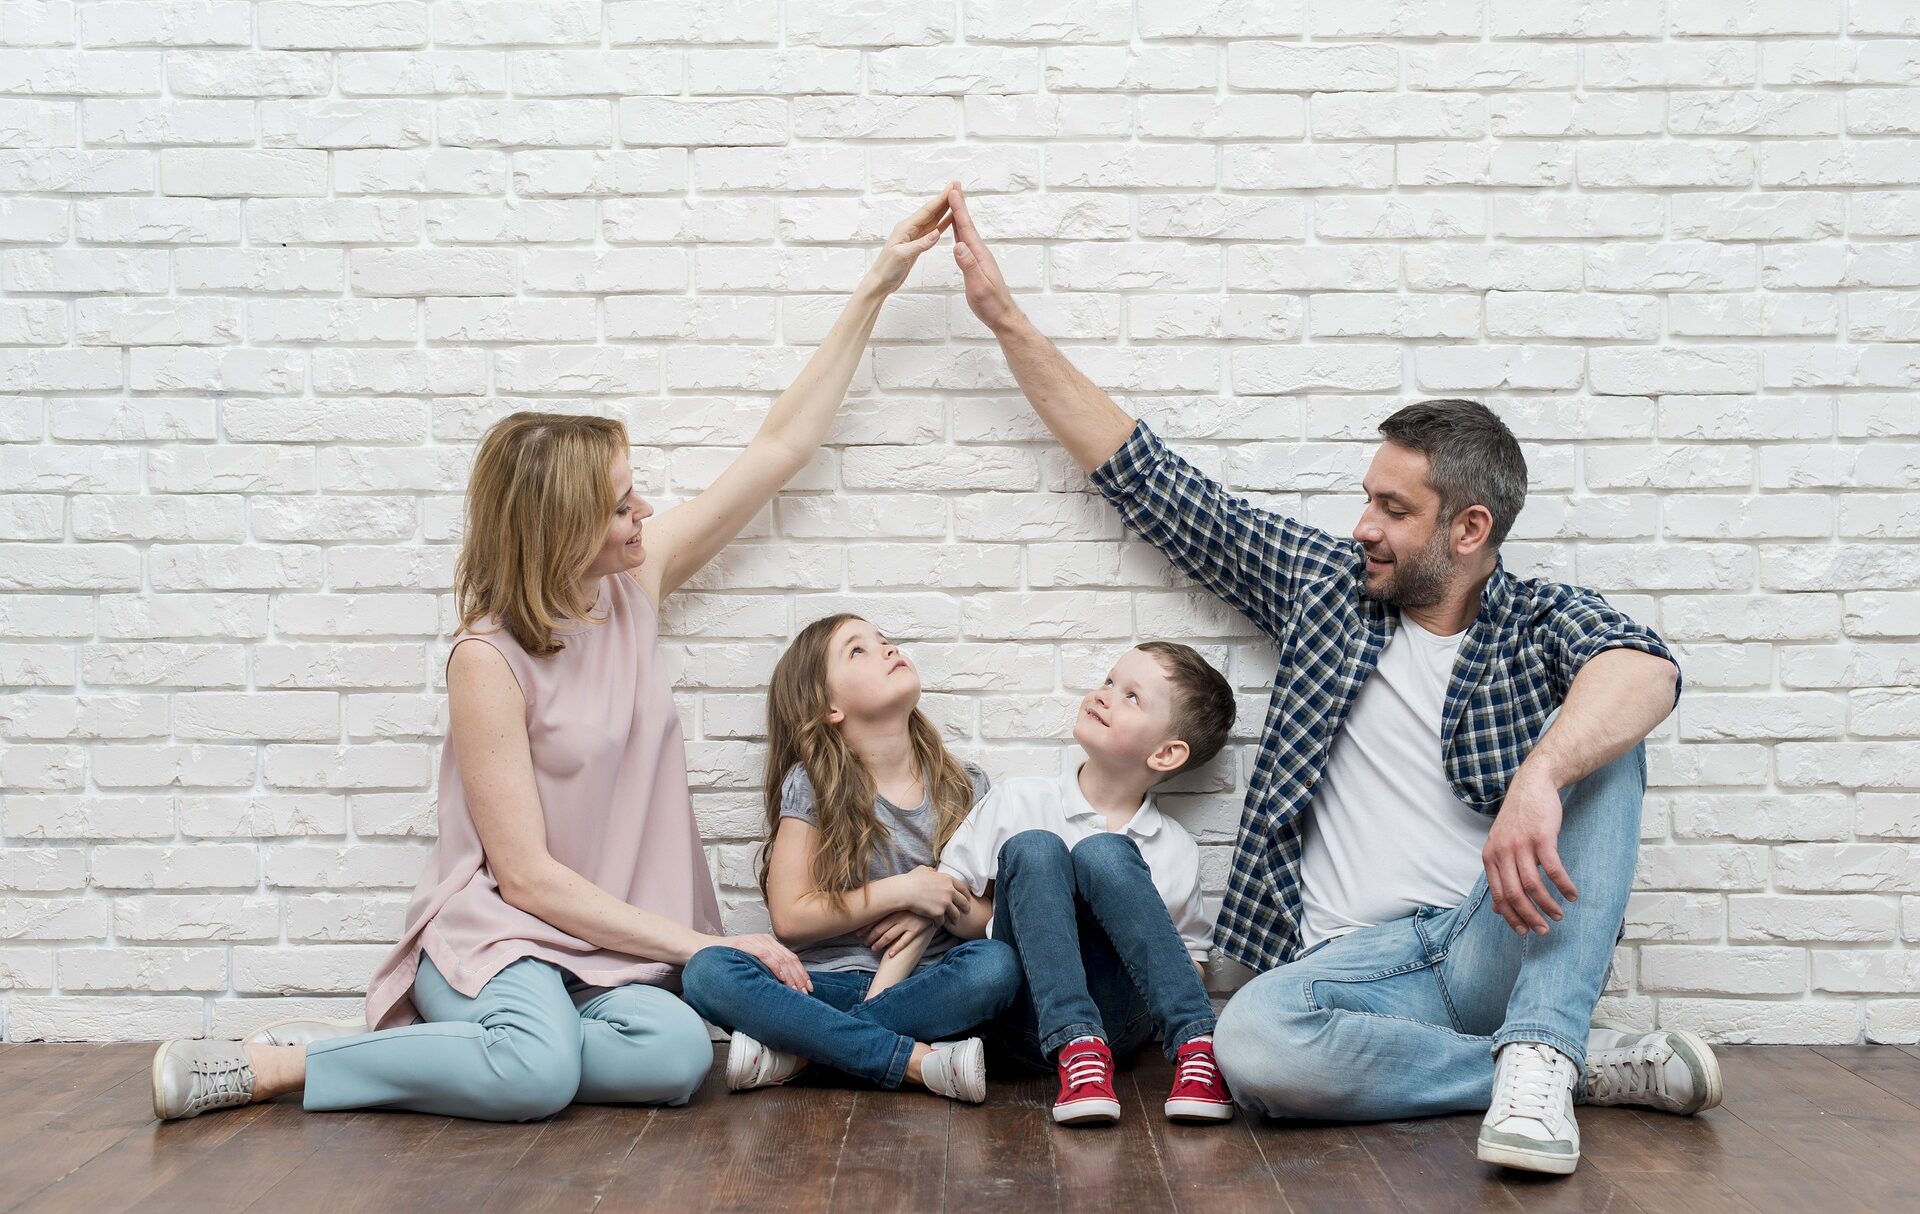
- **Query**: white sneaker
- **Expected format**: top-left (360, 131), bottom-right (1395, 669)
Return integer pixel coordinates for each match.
top-left (243, 1016), bottom-right (366, 1049)
top-left (1478, 1042), bottom-right (1581, 1175)
top-left (920, 1037), bottom-right (987, 1104)
top-left (724, 1030), bottom-right (806, 1092)
top-left (1583, 1021), bottom-right (1722, 1116)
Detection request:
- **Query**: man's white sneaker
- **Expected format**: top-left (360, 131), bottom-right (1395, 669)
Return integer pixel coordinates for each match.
top-left (1582, 1022), bottom-right (1722, 1116)
top-left (724, 1030), bottom-right (806, 1092)
top-left (1478, 1042), bottom-right (1581, 1175)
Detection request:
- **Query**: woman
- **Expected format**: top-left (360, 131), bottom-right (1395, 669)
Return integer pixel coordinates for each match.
top-left (151, 189), bottom-right (958, 1122)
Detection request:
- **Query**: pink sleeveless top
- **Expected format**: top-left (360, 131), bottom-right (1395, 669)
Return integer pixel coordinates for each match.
top-left (363, 571), bottom-right (724, 1030)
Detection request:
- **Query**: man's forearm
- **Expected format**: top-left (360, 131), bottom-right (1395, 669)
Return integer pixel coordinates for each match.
top-left (1519, 649), bottom-right (1679, 791)
top-left (992, 311), bottom-right (1138, 472)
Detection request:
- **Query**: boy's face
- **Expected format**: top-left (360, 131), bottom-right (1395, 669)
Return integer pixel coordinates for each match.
top-left (1074, 648), bottom-right (1188, 777)
top-left (823, 617), bottom-right (920, 725)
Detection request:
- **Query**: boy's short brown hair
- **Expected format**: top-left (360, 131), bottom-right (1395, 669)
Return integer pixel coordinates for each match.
top-left (1136, 641), bottom-right (1236, 778)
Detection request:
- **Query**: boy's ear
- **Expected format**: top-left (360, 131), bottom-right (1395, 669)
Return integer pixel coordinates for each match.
top-left (1146, 739), bottom-right (1189, 777)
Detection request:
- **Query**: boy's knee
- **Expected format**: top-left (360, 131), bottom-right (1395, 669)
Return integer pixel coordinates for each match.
top-left (1069, 830), bottom-right (1140, 872)
top-left (1000, 829), bottom-right (1070, 877)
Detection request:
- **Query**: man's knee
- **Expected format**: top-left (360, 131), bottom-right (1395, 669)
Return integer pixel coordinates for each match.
top-left (1214, 971), bottom-right (1354, 1121)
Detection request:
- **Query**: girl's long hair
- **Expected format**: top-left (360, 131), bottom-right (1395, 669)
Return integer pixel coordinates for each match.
top-left (454, 412), bottom-right (628, 657)
top-left (759, 613), bottom-right (975, 908)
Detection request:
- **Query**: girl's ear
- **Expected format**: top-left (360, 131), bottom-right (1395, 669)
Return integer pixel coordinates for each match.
top-left (825, 703), bottom-right (845, 726)
top-left (1146, 739), bottom-right (1189, 776)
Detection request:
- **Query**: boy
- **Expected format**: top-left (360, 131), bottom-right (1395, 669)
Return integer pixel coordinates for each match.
top-left (937, 642), bottom-right (1235, 1125)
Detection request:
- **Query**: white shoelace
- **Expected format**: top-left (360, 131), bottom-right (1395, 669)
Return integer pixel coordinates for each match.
top-left (1490, 1043), bottom-right (1572, 1125)
top-left (187, 1056), bottom-right (254, 1115)
top-left (1174, 1051), bottom-right (1220, 1089)
top-left (1586, 1038), bottom-right (1671, 1104)
top-left (1063, 1050), bottom-right (1109, 1091)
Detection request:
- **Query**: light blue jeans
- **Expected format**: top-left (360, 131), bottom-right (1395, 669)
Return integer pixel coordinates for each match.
top-left (304, 954), bottom-right (712, 1121)
top-left (1214, 741), bottom-right (1645, 1122)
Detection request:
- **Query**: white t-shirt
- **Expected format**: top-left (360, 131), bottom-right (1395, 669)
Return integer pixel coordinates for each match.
top-left (1297, 613), bottom-right (1494, 951)
top-left (938, 767), bottom-right (1215, 962)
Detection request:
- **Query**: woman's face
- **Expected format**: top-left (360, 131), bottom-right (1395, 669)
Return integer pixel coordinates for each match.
top-left (581, 451), bottom-right (653, 586)
top-left (823, 617), bottom-right (921, 726)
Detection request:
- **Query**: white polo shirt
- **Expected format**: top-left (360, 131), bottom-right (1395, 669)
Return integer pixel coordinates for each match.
top-left (938, 766), bottom-right (1215, 962)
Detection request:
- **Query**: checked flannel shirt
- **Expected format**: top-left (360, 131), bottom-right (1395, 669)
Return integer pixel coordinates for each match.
top-left (1088, 421), bottom-right (1683, 974)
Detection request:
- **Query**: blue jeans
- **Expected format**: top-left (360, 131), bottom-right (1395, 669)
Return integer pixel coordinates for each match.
top-left (991, 830), bottom-right (1217, 1067)
top-left (679, 937), bottom-right (1021, 1089)
top-left (304, 954), bottom-right (712, 1121)
top-left (1213, 742), bottom-right (1646, 1122)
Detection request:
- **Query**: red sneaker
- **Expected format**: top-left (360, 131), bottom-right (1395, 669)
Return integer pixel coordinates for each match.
top-left (1053, 1038), bottom-right (1121, 1125)
top-left (1164, 1038), bottom-right (1234, 1122)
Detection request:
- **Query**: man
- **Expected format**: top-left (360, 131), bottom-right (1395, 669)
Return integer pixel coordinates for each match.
top-left (941, 184), bottom-right (1720, 1176)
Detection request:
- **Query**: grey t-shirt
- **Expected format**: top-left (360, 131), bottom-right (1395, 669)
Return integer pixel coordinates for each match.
top-left (777, 760), bottom-right (990, 974)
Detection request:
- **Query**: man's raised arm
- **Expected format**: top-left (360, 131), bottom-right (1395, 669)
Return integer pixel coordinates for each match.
top-left (947, 185), bottom-right (1135, 472)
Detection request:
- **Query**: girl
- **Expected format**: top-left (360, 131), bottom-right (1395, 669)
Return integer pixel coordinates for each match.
top-left (150, 190), bottom-right (958, 1123)
top-left (679, 614), bottom-right (1020, 1101)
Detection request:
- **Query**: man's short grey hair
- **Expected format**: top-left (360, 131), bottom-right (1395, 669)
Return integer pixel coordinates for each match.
top-left (1377, 399), bottom-right (1528, 548)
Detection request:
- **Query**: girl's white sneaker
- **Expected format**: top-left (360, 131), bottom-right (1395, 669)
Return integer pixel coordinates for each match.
top-left (725, 1030), bottom-right (806, 1091)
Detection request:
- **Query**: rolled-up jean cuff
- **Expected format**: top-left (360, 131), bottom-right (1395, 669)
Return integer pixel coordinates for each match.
top-left (1039, 1021), bottom-right (1107, 1061)
top-left (877, 1034), bottom-right (914, 1090)
top-left (1491, 1024), bottom-right (1587, 1072)
top-left (1165, 1016), bottom-right (1218, 1056)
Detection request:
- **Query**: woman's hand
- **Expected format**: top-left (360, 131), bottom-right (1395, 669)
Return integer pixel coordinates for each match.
top-left (890, 866), bottom-right (971, 919)
top-left (862, 910), bottom-right (934, 958)
top-left (714, 932), bottom-right (813, 994)
top-left (862, 187), bottom-right (956, 296)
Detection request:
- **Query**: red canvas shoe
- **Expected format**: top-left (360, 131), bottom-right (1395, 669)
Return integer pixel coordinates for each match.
top-left (1164, 1038), bottom-right (1234, 1122)
top-left (1053, 1038), bottom-right (1122, 1125)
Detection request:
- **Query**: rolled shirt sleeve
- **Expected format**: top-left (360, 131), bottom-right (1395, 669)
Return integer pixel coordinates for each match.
top-left (1531, 582), bottom-right (1683, 705)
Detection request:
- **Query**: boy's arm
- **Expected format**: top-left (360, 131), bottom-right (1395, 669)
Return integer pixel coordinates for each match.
top-left (942, 884), bottom-right (994, 940)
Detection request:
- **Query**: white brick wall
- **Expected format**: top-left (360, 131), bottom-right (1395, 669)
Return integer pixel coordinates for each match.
top-left (2, 0), bottom-right (1916, 1044)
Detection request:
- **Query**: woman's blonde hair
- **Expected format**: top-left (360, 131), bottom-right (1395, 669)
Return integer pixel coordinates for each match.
top-left (759, 613), bottom-right (975, 908)
top-left (455, 411), bottom-right (628, 657)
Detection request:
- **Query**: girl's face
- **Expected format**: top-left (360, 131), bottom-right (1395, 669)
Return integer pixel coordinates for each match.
top-left (582, 451), bottom-right (654, 585)
top-left (823, 617), bottom-right (920, 726)
top-left (1073, 647), bottom-right (1186, 775)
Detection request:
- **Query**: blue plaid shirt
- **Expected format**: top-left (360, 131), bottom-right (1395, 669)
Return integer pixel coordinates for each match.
top-left (1089, 421), bottom-right (1682, 974)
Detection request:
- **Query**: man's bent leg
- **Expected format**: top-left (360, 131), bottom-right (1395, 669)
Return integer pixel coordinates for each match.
top-left (1435, 743), bottom-right (1646, 1069)
top-left (1214, 915), bottom-right (1498, 1122)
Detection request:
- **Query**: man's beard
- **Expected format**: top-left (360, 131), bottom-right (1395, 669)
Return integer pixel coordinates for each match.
top-left (1360, 528), bottom-right (1456, 610)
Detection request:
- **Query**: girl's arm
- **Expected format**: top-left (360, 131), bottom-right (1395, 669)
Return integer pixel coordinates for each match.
top-left (764, 816), bottom-right (969, 946)
top-left (449, 640), bottom-right (811, 991)
top-left (634, 191), bottom-right (955, 606)
top-left (863, 917), bottom-right (936, 1000)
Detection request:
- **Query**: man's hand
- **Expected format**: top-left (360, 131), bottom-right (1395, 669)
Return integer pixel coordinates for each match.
top-left (1483, 768), bottom-right (1577, 935)
top-left (947, 184), bottom-right (1023, 333)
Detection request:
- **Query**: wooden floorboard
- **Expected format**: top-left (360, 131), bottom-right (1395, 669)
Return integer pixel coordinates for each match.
top-left (3, 1045), bottom-right (1918, 1213)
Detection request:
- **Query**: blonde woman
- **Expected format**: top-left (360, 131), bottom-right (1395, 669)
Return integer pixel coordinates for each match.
top-left (151, 190), bottom-right (957, 1123)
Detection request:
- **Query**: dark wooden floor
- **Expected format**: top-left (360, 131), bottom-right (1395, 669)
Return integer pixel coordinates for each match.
top-left (3, 1043), bottom-right (1918, 1213)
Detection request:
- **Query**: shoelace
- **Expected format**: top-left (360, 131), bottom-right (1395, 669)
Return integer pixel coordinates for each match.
top-left (1490, 1044), bottom-right (1570, 1124)
top-left (187, 1056), bottom-right (254, 1114)
top-left (1062, 1050), bottom-right (1109, 1092)
top-left (1586, 1039), bottom-right (1671, 1103)
top-left (1173, 1049), bottom-right (1221, 1090)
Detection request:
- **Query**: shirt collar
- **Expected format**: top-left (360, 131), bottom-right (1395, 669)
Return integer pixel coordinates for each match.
top-left (1061, 764), bottom-right (1164, 839)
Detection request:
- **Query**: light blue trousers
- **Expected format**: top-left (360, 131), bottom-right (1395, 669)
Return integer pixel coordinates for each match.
top-left (304, 955), bottom-right (713, 1121)
top-left (1215, 741), bottom-right (1646, 1122)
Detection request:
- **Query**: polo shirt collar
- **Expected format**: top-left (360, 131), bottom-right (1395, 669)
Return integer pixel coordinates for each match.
top-left (1061, 764), bottom-right (1164, 839)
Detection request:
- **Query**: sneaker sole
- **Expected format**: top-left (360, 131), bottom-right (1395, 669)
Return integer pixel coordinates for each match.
top-left (1053, 1097), bottom-right (1122, 1125)
top-left (1477, 1135), bottom-right (1578, 1176)
top-left (1164, 1098), bottom-right (1235, 1123)
top-left (150, 1040), bottom-right (176, 1120)
top-left (1662, 1027), bottom-right (1724, 1115)
top-left (724, 1033), bottom-right (761, 1092)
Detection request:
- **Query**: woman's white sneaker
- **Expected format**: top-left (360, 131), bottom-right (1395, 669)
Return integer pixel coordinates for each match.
top-left (725, 1030), bottom-right (806, 1091)
top-left (243, 1016), bottom-right (366, 1049)
top-left (152, 1039), bottom-right (257, 1121)
top-left (1583, 1024), bottom-right (1722, 1116)
top-left (1477, 1042), bottom-right (1581, 1175)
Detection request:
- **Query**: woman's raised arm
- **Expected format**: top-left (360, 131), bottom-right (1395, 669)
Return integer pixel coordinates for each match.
top-left (634, 188), bottom-right (956, 605)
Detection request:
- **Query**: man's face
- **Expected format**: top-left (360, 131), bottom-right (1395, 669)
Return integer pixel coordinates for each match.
top-left (1351, 442), bottom-right (1456, 610)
